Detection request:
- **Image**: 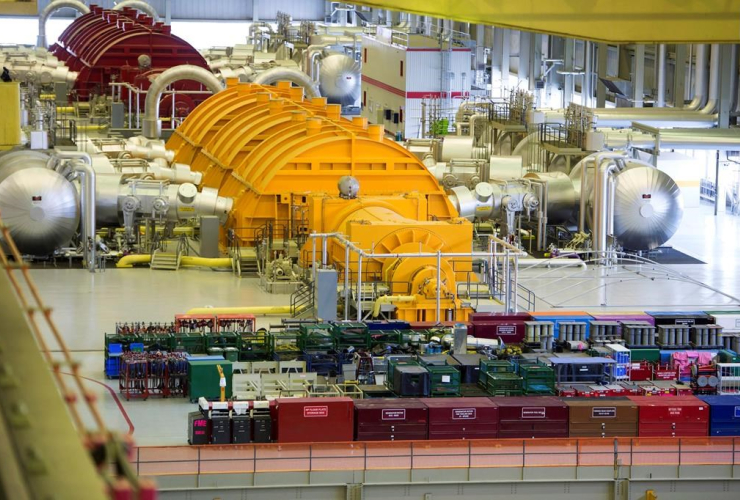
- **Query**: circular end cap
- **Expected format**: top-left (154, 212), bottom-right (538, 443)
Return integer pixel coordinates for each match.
top-left (639, 203), bottom-right (655, 218)
top-left (474, 182), bottom-right (494, 200)
top-left (178, 183), bottom-right (198, 204)
top-left (29, 206), bottom-right (45, 222)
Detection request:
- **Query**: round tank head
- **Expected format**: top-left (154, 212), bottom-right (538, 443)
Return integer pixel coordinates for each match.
top-left (138, 54), bottom-right (152, 69)
top-left (612, 166), bottom-right (683, 250)
top-left (338, 175), bottom-right (360, 199)
top-left (318, 54), bottom-right (361, 107)
top-left (0, 167), bottom-right (79, 255)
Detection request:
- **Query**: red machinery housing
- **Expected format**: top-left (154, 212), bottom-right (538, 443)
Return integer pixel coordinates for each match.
top-left (50, 5), bottom-right (210, 119)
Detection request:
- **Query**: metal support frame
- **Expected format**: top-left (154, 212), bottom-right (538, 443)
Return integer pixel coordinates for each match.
top-left (307, 233), bottom-right (526, 319)
top-left (562, 38), bottom-right (575, 107)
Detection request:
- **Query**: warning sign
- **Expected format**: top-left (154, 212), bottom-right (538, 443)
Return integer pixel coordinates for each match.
top-left (452, 408), bottom-right (477, 420)
top-left (303, 406), bottom-right (329, 417)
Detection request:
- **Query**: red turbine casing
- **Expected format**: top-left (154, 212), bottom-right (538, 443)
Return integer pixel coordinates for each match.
top-left (50, 5), bottom-right (210, 118)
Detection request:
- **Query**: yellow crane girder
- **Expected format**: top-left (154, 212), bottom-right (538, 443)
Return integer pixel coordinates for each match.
top-left (354, 0), bottom-right (740, 44)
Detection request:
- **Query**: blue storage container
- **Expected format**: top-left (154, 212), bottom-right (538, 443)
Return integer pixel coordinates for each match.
top-left (531, 313), bottom-right (593, 339)
top-left (698, 395), bottom-right (740, 436)
top-left (105, 343), bottom-right (123, 378)
top-left (365, 320), bottom-right (411, 331)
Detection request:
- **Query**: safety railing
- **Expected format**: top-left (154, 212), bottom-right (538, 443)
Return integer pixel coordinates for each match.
top-left (132, 437), bottom-right (740, 477)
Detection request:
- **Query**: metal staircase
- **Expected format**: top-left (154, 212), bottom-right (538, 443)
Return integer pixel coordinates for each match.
top-left (290, 282), bottom-right (314, 318)
top-left (150, 250), bottom-right (180, 270)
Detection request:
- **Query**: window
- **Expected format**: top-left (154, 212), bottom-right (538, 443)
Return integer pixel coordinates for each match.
top-left (363, 48), bottom-right (367, 63)
top-left (363, 91), bottom-right (366, 106)
top-left (400, 108), bottom-right (404, 123)
top-left (400, 60), bottom-right (404, 77)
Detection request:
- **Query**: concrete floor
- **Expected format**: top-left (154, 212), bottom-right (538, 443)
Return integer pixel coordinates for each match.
top-left (24, 203), bottom-right (740, 446)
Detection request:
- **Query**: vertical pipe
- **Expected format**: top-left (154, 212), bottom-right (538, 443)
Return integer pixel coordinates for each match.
top-left (436, 250), bottom-right (441, 322)
top-left (512, 254), bottom-right (519, 313)
top-left (715, 151), bottom-right (720, 216)
top-left (321, 235), bottom-right (328, 267)
top-left (503, 249), bottom-right (510, 312)
top-left (344, 244), bottom-right (350, 321)
top-left (657, 44), bottom-right (667, 107)
top-left (633, 44), bottom-right (645, 108)
top-left (356, 253), bottom-right (363, 321)
top-left (583, 41), bottom-right (592, 106)
top-left (312, 236), bottom-right (317, 283)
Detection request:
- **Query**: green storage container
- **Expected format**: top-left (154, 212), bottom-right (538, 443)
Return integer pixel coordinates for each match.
top-left (518, 363), bottom-right (555, 395)
top-left (629, 348), bottom-right (660, 363)
top-left (478, 359), bottom-right (515, 387)
top-left (483, 371), bottom-right (524, 397)
top-left (238, 329), bottom-right (272, 360)
top-left (187, 359), bottom-right (232, 402)
top-left (223, 347), bottom-right (239, 362)
top-left (331, 322), bottom-right (370, 349)
top-left (718, 349), bottom-right (740, 363)
top-left (207, 347), bottom-right (224, 358)
top-left (298, 323), bottom-right (334, 351)
top-left (172, 331), bottom-right (206, 354)
top-left (426, 365), bottom-right (461, 397)
top-left (206, 331), bottom-right (239, 350)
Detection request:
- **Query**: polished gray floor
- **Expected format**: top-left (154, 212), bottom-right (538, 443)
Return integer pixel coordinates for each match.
top-left (24, 203), bottom-right (740, 446)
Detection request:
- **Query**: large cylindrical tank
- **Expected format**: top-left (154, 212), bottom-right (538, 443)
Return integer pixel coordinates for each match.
top-left (570, 157), bottom-right (683, 250)
top-left (0, 152), bottom-right (79, 255)
top-left (523, 171), bottom-right (577, 224)
top-left (318, 53), bottom-right (361, 107)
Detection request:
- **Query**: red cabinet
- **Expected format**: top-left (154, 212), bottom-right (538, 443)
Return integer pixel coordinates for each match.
top-left (493, 396), bottom-right (569, 438)
top-left (274, 397), bottom-right (354, 443)
top-left (628, 395), bottom-right (709, 437)
top-left (354, 398), bottom-right (428, 441)
top-left (422, 397), bottom-right (499, 439)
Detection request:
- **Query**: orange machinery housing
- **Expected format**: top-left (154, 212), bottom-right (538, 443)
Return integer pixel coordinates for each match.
top-left (166, 80), bottom-right (475, 321)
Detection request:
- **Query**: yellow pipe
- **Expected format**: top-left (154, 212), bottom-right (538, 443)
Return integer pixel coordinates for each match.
top-left (186, 305), bottom-right (295, 315)
top-left (116, 254), bottom-right (151, 268)
top-left (77, 124), bottom-right (109, 131)
top-left (372, 295), bottom-right (416, 318)
top-left (116, 254), bottom-right (232, 268)
top-left (180, 256), bottom-right (231, 267)
top-left (56, 106), bottom-right (74, 113)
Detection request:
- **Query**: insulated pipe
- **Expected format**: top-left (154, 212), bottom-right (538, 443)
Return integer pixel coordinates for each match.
top-left (601, 128), bottom-right (740, 151)
top-left (116, 254), bottom-right (152, 267)
top-left (656, 44), bottom-right (667, 107)
top-left (37, 0), bottom-right (90, 48)
top-left (180, 256), bottom-right (231, 267)
top-left (686, 45), bottom-right (708, 110)
top-left (186, 306), bottom-right (294, 315)
top-left (65, 155), bottom-right (96, 273)
top-left (372, 295), bottom-right (416, 318)
top-left (700, 44), bottom-right (720, 114)
top-left (592, 154), bottom-right (624, 257)
top-left (469, 113), bottom-right (487, 146)
top-left (252, 68), bottom-right (320, 99)
top-left (112, 0), bottom-right (160, 21)
top-left (142, 65), bottom-right (223, 139)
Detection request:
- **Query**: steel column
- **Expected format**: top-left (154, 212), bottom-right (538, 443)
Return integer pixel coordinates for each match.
top-left (674, 44), bottom-right (688, 107)
top-left (596, 42), bottom-right (608, 107)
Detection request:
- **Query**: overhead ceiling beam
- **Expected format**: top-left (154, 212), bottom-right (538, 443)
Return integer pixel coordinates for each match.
top-left (353, 0), bottom-right (740, 44)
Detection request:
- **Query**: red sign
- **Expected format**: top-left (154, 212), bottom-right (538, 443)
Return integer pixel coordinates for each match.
top-left (381, 409), bottom-right (407, 420)
top-left (452, 408), bottom-right (477, 420)
top-left (522, 407), bottom-right (546, 419)
top-left (303, 405), bottom-right (329, 418)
